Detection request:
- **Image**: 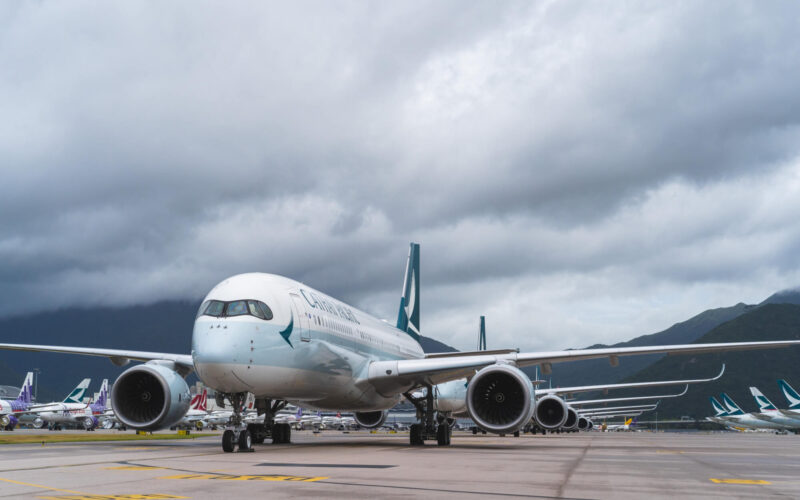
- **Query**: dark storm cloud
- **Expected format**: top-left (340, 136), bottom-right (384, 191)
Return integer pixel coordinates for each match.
top-left (2, 1), bottom-right (800, 350)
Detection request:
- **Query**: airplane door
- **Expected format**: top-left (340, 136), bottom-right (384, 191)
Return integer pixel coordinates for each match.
top-left (290, 294), bottom-right (312, 342)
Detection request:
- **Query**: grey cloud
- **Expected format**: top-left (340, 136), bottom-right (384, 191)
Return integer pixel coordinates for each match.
top-left (2, 2), bottom-right (800, 350)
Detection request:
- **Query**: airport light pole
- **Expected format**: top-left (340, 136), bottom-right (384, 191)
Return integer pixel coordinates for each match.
top-left (33, 368), bottom-right (40, 402)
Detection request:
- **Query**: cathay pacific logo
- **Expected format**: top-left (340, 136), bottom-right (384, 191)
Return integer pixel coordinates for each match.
top-left (780, 380), bottom-right (800, 408)
top-left (279, 313), bottom-right (294, 348)
top-left (404, 269), bottom-right (419, 336)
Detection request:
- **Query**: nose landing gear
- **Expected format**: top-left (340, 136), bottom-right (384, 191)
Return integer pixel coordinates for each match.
top-left (220, 392), bottom-right (253, 453)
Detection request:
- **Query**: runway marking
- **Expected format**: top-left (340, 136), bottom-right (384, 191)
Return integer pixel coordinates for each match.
top-left (159, 473), bottom-right (327, 482)
top-left (0, 476), bottom-right (187, 500)
top-left (105, 466), bottom-right (164, 470)
top-left (710, 478), bottom-right (771, 485)
top-left (257, 462), bottom-right (394, 469)
top-left (39, 496), bottom-right (186, 500)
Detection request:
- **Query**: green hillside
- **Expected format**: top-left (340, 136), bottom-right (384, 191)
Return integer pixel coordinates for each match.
top-left (604, 303), bottom-right (800, 420)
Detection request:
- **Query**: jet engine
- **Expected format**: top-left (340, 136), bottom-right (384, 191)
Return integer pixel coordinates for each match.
top-left (562, 407), bottom-right (578, 430)
top-left (33, 417), bottom-right (46, 429)
top-left (533, 394), bottom-right (569, 430)
top-left (354, 410), bottom-right (387, 428)
top-left (82, 416), bottom-right (99, 430)
top-left (111, 363), bottom-right (191, 431)
top-left (466, 364), bottom-right (534, 434)
top-left (577, 416), bottom-right (589, 431)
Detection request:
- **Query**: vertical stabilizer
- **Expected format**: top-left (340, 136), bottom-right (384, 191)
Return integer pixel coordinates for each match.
top-left (396, 243), bottom-right (420, 340)
top-left (15, 372), bottom-right (34, 405)
top-left (478, 316), bottom-right (486, 351)
top-left (749, 387), bottom-right (777, 411)
top-left (95, 379), bottom-right (109, 409)
top-left (63, 379), bottom-right (91, 404)
top-left (778, 379), bottom-right (800, 409)
top-left (721, 393), bottom-right (745, 415)
top-left (710, 396), bottom-right (728, 416)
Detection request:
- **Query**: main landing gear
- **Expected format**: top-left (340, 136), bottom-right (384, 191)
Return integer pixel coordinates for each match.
top-left (404, 384), bottom-right (451, 446)
top-left (220, 395), bottom-right (292, 453)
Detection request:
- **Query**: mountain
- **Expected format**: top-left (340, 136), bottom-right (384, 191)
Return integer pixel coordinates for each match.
top-left (0, 301), bottom-right (198, 401)
top-left (418, 336), bottom-right (458, 353)
top-left (605, 303), bottom-right (800, 420)
top-left (533, 302), bottom-right (755, 387)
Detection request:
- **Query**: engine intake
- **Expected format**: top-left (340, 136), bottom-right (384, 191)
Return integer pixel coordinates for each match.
top-left (577, 416), bottom-right (589, 431)
top-left (354, 410), bottom-right (387, 428)
top-left (533, 394), bottom-right (568, 430)
top-left (563, 407), bottom-right (578, 430)
top-left (111, 363), bottom-right (191, 430)
top-left (466, 364), bottom-right (534, 434)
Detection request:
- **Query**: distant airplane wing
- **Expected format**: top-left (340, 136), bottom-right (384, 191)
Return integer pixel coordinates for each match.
top-left (537, 366), bottom-right (724, 397)
top-left (0, 343), bottom-right (193, 373)
top-left (367, 340), bottom-right (800, 389)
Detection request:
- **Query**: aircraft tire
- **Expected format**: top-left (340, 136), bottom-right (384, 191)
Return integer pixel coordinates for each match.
top-left (409, 424), bottom-right (424, 445)
top-left (514, 431), bottom-right (520, 438)
top-left (283, 424), bottom-right (291, 443)
top-left (222, 430), bottom-right (236, 453)
top-left (238, 430), bottom-right (252, 451)
top-left (436, 424), bottom-right (451, 446)
top-left (472, 427), bottom-right (478, 435)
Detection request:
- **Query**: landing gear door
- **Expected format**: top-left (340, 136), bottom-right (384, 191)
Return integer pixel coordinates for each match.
top-left (290, 294), bottom-right (311, 342)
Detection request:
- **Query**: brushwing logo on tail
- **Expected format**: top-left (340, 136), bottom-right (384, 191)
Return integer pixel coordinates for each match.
top-left (404, 269), bottom-right (419, 337)
top-left (279, 312), bottom-right (294, 348)
top-left (778, 380), bottom-right (800, 408)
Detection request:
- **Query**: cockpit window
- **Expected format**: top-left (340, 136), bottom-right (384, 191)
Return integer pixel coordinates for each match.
top-left (198, 299), bottom-right (273, 320)
top-left (225, 301), bottom-right (248, 316)
top-left (203, 300), bottom-right (225, 317)
top-left (258, 301), bottom-right (274, 320)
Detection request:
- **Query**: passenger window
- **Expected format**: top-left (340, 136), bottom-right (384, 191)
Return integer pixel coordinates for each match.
top-left (203, 300), bottom-right (225, 317)
top-left (226, 301), bottom-right (248, 316)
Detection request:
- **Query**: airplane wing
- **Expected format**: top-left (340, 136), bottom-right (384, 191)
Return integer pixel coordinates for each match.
top-left (537, 365), bottom-right (724, 397)
top-left (367, 340), bottom-right (800, 389)
top-left (0, 343), bottom-right (193, 373)
top-left (566, 384), bottom-right (689, 406)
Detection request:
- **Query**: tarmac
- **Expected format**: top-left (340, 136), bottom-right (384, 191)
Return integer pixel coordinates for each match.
top-left (0, 429), bottom-right (798, 499)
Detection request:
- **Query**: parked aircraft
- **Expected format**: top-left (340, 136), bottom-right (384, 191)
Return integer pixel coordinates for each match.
top-left (718, 393), bottom-right (790, 431)
top-left (31, 380), bottom-right (110, 430)
top-left (0, 373), bottom-right (34, 430)
top-left (2, 244), bottom-right (800, 452)
top-left (748, 387), bottom-right (800, 430)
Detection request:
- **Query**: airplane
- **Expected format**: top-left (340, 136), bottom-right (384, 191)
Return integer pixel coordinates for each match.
top-left (30, 380), bottom-right (110, 431)
top-left (0, 372), bottom-right (34, 430)
top-left (16, 378), bottom-right (92, 429)
top-left (175, 388), bottom-right (211, 429)
top-left (718, 393), bottom-right (791, 431)
top-left (748, 387), bottom-right (800, 430)
top-left (605, 417), bottom-right (637, 431)
top-left (1, 243), bottom-right (800, 452)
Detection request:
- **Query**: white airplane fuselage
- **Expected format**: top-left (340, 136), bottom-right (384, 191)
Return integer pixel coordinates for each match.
top-left (191, 273), bottom-right (424, 411)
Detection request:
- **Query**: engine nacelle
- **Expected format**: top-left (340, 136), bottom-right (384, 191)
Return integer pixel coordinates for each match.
top-left (466, 364), bottom-right (534, 434)
top-left (562, 407), bottom-right (578, 430)
top-left (33, 417), bottom-right (46, 429)
top-left (82, 416), bottom-right (100, 430)
top-left (111, 363), bottom-right (191, 430)
top-left (533, 394), bottom-right (569, 430)
top-left (354, 410), bottom-right (387, 429)
top-left (577, 416), bottom-right (589, 431)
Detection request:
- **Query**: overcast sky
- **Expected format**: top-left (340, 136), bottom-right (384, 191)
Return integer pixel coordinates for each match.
top-left (2, 1), bottom-right (800, 352)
